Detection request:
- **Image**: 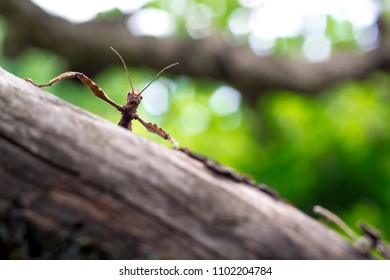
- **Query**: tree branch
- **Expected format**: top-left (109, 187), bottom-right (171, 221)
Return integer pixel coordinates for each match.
top-left (1, 0), bottom-right (390, 102)
top-left (0, 67), bottom-right (370, 259)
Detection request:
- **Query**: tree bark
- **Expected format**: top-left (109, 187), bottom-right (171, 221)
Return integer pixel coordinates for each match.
top-left (0, 67), bottom-right (370, 259)
top-left (1, 0), bottom-right (390, 103)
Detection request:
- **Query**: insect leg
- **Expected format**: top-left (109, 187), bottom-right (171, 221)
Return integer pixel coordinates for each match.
top-left (135, 114), bottom-right (178, 148)
top-left (25, 71), bottom-right (123, 112)
top-left (75, 73), bottom-right (123, 111)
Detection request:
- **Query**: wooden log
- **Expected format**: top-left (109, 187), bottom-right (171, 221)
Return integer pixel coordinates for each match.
top-left (0, 68), bottom-right (369, 259)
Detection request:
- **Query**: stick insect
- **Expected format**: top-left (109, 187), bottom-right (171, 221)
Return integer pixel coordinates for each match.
top-left (25, 47), bottom-right (179, 148)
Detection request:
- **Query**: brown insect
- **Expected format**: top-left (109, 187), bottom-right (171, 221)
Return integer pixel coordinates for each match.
top-left (25, 47), bottom-right (179, 148)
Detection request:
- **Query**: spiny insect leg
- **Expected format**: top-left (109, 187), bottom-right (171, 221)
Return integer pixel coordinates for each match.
top-left (25, 71), bottom-right (123, 112)
top-left (76, 73), bottom-right (123, 111)
top-left (135, 114), bottom-right (178, 148)
top-left (25, 71), bottom-right (83, 87)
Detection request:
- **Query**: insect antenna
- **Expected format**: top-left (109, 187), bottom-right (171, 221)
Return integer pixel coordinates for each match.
top-left (110, 46), bottom-right (134, 92)
top-left (139, 62), bottom-right (179, 95)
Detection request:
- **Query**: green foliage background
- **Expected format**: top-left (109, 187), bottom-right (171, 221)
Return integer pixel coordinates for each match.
top-left (1, 0), bottom-right (390, 242)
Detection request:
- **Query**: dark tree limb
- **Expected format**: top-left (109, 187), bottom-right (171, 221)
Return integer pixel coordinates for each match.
top-left (1, 0), bottom-right (390, 103)
top-left (0, 68), bottom-right (371, 259)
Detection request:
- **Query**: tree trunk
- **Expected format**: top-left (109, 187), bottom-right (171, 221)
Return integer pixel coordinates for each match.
top-left (0, 68), bottom-right (369, 259)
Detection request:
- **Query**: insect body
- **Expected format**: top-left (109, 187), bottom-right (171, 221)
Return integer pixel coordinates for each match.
top-left (25, 47), bottom-right (179, 148)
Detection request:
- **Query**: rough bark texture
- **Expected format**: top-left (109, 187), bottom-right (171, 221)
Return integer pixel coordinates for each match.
top-left (0, 68), bottom-right (370, 259)
top-left (1, 0), bottom-right (390, 103)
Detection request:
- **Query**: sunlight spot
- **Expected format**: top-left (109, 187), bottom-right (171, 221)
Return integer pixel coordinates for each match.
top-left (354, 24), bottom-right (379, 51)
top-left (166, 0), bottom-right (191, 17)
top-left (249, 2), bottom-right (304, 40)
top-left (127, 8), bottom-right (176, 37)
top-left (141, 80), bottom-right (169, 116)
top-left (209, 86), bottom-right (242, 116)
top-left (239, 0), bottom-right (263, 8)
top-left (217, 112), bottom-right (243, 131)
top-left (228, 8), bottom-right (251, 37)
top-left (249, 35), bottom-right (275, 55)
top-left (31, 0), bottom-right (150, 23)
top-left (186, 4), bottom-right (213, 39)
top-left (179, 103), bottom-right (210, 135)
top-left (302, 15), bottom-right (327, 35)
top-left (336, 0), bottom-right (380, 28)
top-left (302, 35), bottom-right (332, 62)
top-left (244, 0), bottom-right (380, 42)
